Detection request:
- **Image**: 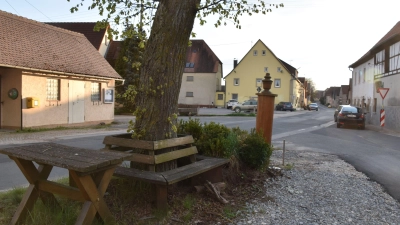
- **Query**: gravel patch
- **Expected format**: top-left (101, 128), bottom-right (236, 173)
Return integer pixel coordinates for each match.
top-left (235, 150), bottom-right (400, 225)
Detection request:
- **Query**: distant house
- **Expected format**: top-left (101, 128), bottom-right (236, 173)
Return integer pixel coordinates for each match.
top-left (347, 78), bottom-right (353, 105)
top-left (325, 87), bottom-right (341, 107)
top-left (224, 39), bottom-right (303, 108)
top-left (349, 21), bottom-right (400, 130)
top-left (0, 10), bottom-right (122, 129)
top-left (179, 40), bottom-right (223, 107)
top-left (46, 22), bottom-right (111, 57)
top-left (339, 85), bottom-right (350, 105)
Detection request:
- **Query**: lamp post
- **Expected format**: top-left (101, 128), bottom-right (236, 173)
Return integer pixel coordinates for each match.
top-left (256, 73), bottom-right (277, 144)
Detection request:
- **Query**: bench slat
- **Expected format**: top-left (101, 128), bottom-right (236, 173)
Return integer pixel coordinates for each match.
top-left (114, 167), bottom-right (167, 185)
top-left (103, 135), bottom-right (194, 151)
top-left (153, 136), bottom-right (194, 150)
top-left (161, 158), bottom-right (229, 185)
top-left (154, 146), bottom-right (197, 164)
top-left (124, 153), bottom-right (155, 164)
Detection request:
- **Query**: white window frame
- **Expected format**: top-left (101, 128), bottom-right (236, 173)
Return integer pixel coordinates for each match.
top-left (274, 79), bottom-right (281, 88)
top-left (253, 50), bottom-right (258, 56)
top-left (234, 78), bottom-right (240, 86)
top-left (186, 92), bottom-right (194, 97)
top-left (390, 41), bottom-right (400, 72)
top-left (256, 78), bottom-right (263, 87)
top-left (187, 76), bottom-right (194, 81)
top-left (46, 78), bottom-right (60, 101)
top-left (262, 50), bottom-right (266, 56)
top-left (374, 50), bottom-right (385, 75)
top-left (264, 67), bottom-right (268, 72)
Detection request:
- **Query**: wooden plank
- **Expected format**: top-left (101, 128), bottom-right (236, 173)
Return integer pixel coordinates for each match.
top-left (154, 146), bottom-right (198, 164)
top-left (37, 180), bottom-right (85, 202)
top-left (161, 158), bottom-right (229, 185)
top-left (124, 153), bottom-right (155, 165)
top-left (153, 135), bottom-right (194, 150)
top-left (103, 135), bottom-right (154, 150)
top-left (113, 167), bottom-right (167, 185)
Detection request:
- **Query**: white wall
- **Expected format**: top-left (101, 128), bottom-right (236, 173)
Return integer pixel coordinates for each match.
top-left (352, 58), bottom-right (374, 112)
top-left (179, 72), bottom-right (218, 105)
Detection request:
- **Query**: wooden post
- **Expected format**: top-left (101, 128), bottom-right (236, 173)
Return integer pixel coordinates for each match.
top-left (256, 73), bottom-right (277, 144)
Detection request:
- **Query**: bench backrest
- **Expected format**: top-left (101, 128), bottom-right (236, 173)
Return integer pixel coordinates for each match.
top-left (103, 134), bottom-right (197, 171)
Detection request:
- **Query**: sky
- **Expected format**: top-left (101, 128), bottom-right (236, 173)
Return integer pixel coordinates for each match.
top-left (1, 0), bottom-right (400, 90)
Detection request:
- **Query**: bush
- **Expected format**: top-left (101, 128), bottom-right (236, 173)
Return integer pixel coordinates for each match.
top-left (177, 119), bottom-right (203, 141)
top-left (238, 129), bottom-right (273, 169)
top-left (197, 122), bottom-right (230, 157)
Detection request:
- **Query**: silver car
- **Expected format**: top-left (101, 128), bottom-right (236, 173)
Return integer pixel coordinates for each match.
top-left (232, 100), bottom-right (257, 113)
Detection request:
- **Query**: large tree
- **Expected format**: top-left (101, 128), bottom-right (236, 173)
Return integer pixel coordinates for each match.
top-left (69, 0), bottom-right (283, 141)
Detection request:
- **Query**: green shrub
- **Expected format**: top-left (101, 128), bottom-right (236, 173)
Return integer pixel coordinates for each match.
top-left (177, 119), bottom-right (203, 141)
top-left (238, 129), bottom-right (273, 169)
top-left (196, 122), bottom-right (230, 157)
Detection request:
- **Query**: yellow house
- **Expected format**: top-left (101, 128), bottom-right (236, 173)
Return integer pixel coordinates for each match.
top-left (224, 40), bottom-right (303, 108)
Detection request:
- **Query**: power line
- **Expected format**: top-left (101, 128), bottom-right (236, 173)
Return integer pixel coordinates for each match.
top-left (24, 0), bottom-right (53, 21)
top-left (4, 0), bottom-right (20, 15)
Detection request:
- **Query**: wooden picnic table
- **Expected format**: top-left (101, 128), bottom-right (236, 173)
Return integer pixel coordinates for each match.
top-left (0, 142), bottom-right (130, 225)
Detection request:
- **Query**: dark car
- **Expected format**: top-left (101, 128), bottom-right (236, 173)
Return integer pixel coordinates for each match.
top-left (336, 106), bottom-right (365, 129)
top-left (334, 104), bottom-right (350, 122)
top-left (275, 102), bottom-right (294, 111)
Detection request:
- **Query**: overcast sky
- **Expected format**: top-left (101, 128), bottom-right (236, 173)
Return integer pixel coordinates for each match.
top-left (1, 0), bottom-right (400, 90)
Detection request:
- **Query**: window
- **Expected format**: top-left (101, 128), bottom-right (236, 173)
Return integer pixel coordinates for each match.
top-left (232, 93), bottom-right (238, 100)
top-left (187, 76), bottom-right (194, 81)
top-left (375, 50), bottom-right (385, 75)
top-left (390, 41), bottom-right (400, 71)
top-left (253, 50), bottom-right (258, 56)
top-left (91, 83), bottom-right (101, 101)
top-left (359, 70), bottom-right (362, 84)
top-left (46, 78), bottom-right (60, 100)
top-left (264, 67), bottom-right (268, 72)
top-left (373, 98), bottom-right (377, 112)
top-left (262, 50), bottom-right (266, 56)
top-left (274, 79), bottom-right (281, 88)
top-left (234, 78), bottom-right (240, 86)
top-left (218, 94), bottom-right (223, 100)
top-left (354, 71), bottom-right (357, 86)
top-left (277, 67), bottom-right (282, 72)
top-left (185, 62), bottom-right (195, 68)
top-left (363, 68), bottom-right (366, 83)
top-left (256, 78), bottom-right (263, 86)
top-left (186, 92), bottom-right (193, 97)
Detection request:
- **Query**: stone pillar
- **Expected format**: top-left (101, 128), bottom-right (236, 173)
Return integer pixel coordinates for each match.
top-left (256, 73), bottom-right (277, 144)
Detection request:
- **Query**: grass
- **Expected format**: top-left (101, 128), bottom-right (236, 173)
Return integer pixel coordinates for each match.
top-left (226, 113), bottom-right (256, 117)
top-left (15, 123), bottom-right (112, 133)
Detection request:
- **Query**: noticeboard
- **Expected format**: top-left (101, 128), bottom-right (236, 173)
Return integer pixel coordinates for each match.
top-left (103, 89), bottom-right (114, 104)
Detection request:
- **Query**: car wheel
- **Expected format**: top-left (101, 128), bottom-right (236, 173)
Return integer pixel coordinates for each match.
top-left (234, 107), bottom-right (241, 113)
top-left (316, 109), bottom-right (319, 111)
top-left (336, 122), bottom-right (340, 128)
top-left (334, 117), bottom-right (337, 122)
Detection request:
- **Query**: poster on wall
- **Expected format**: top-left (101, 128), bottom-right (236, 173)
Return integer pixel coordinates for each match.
top-left (104, 89), bottom-right (114, 104)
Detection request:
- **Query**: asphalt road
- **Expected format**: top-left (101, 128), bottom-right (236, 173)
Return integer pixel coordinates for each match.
top-left (1, 105), bottom-right (400, 204)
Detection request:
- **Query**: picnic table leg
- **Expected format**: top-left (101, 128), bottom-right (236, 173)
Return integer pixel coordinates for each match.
top-left (70, 168), bottom-right (116, 225)
top-left (9, 158), bottom-right (58, 225)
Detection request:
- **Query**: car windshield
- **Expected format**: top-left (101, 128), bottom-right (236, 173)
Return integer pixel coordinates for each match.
top-left (310, 103), bottom-right (317, 106)
top-left (342, 107), bottom-right (360, 113)
top-left (284, 103), bottom-right (291, 106)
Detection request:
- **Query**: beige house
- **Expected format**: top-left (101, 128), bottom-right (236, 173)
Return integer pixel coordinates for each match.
top-left (224, 40), bottom-right (303, 108)
top-left (178, 40), bottom-right (223, 107)
top-left (0, 10), bottom-right (122, 129)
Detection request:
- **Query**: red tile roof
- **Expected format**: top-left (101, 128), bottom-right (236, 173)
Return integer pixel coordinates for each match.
top-left (45, 22), bottom-right (107, 50)
top-left (0, 10), bottom-right (121, 79)
top-left (350, 21), bottom-right (400, 68)
top-left (184, 40), bottom-right (222, 75)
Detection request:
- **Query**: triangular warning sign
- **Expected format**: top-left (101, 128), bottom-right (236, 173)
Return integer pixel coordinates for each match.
top-left (378, 88), bottom-right (389, 100)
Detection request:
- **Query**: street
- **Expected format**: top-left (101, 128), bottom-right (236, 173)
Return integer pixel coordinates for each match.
top-left (1, 105), bottom-right (400, 203)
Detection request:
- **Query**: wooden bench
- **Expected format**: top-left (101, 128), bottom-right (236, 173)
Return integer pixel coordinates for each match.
top-left (178, 108), bottom-right (198, 116)
top-left (102, 134), bottom-right (229, 209)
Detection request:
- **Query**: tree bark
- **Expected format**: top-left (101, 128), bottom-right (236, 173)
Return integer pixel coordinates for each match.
top-left (133, 0), bottom-right (200, 141)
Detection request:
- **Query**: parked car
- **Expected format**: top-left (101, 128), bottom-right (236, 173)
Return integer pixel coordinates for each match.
top-left (334, 104), bottom-right (350, 122)
top-left (308, 103), bottom-right (319, 111)
top-left (232, 100), bottom-right (257, 113)
top-left (275, 102), bottom-right (294, 111)
top-left (336, 106), bottom-right (365, 129)
top-left (226, 99), bottom-right (239, 109)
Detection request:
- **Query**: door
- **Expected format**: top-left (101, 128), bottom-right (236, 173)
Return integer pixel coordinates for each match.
top-left (68, 80), bottom-right (85, 123)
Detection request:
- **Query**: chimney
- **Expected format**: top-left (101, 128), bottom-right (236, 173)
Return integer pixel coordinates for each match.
top-left (233, 58), bottom-right (238, 68)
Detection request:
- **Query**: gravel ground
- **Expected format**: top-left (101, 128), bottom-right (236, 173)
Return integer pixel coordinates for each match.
top-left (235, 150), bottom-right (400, 225)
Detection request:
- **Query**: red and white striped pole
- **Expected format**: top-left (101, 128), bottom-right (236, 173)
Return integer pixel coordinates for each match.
top-left (380, 109), bottom-right (385, 127)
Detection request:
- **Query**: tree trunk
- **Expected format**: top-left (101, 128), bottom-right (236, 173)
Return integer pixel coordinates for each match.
top-left (133, 0), bottom-right (200, 141)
